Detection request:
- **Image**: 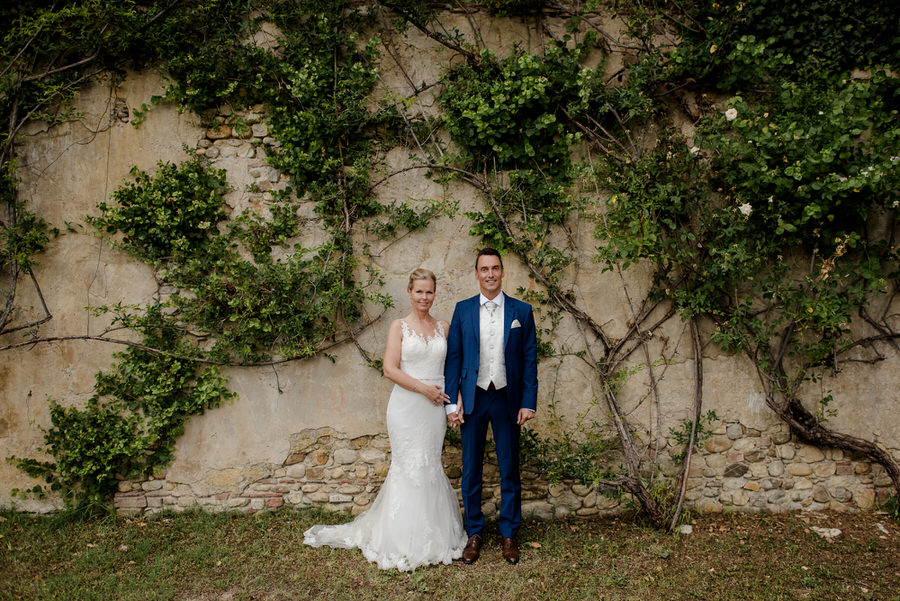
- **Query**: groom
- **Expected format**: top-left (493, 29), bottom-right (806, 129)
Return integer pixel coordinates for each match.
top-left (444, 247), bottom-right (538, 565)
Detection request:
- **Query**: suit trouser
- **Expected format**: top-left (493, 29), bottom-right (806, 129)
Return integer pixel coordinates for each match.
top-left (460, 386), bottom-right (522, 539)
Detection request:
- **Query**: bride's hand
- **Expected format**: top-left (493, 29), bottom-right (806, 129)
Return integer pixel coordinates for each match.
top-left (424, 385), bottom-right (449, 407)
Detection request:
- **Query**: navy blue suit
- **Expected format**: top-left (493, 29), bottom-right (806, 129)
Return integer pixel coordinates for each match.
top-left (444, 293), bottom-right (538, 539)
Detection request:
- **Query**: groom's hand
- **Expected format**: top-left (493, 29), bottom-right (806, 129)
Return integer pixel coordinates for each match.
top-left (516, 408), bottom-right (535, 426)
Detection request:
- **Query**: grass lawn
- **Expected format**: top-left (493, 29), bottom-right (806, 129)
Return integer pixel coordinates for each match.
top-left (1, 507), bottom-right (898, 601)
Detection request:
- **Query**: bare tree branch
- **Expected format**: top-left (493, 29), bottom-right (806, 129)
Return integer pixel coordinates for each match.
top-left (0, 312), bottom-right (386, 367)
top-left (377, 1), bottom-right (478, 63)
top-left (0, 267), bottom-right (53, 336)
top-left (22, 53), bottom-right (98, 82)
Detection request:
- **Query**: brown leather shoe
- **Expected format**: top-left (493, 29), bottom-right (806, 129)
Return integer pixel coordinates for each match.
top-left (502, 537), bottom-right (519, 564)
top-left (462, 534), bottom-right (482, 564)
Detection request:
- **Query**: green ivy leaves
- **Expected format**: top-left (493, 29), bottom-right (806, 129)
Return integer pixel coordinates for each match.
top-left (666, 0), bottom-right (900, 88)
top-left (89, 158), bottom-right (230, 264)
top-left (441, 47), bottom-right (580, 172)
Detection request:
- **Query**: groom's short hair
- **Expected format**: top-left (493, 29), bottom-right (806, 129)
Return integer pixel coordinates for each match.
top-left (476, 247), bottom-right (503, 270)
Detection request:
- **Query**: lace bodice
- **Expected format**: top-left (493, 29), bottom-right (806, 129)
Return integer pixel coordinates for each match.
top-left (399, 320), bottom-right (446, 382)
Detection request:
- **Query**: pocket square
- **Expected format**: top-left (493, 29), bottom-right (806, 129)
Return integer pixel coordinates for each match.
top-left (511, 319), bottom-right (521, 328)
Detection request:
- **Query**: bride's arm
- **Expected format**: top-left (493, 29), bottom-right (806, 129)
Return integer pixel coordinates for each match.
top-left (382, 320), bottom-right (449, 406)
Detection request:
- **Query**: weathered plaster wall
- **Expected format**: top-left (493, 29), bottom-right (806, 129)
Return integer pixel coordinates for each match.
top-left (2, 11), bottom-right (899, 516)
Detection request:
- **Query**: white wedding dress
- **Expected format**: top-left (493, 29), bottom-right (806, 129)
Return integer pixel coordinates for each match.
top-left (303, 321), bottom-right (467, 571)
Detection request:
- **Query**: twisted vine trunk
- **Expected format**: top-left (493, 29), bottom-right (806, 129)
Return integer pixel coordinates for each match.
top-left (760, 319), bottom-right (900, 501)
top-left (598, 383), bottom-right (667, 528)
top-left (767, 392), bottom-right (900, 500)
top-left (0, 246), bottom-right (16, 333)
top-left (669, 316), bottom-right (704, 531)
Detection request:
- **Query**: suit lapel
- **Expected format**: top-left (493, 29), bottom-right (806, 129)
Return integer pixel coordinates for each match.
top-left (468, 295), bottom-right (481, 347)
top-left (504, 296), bottom-right (515, 349)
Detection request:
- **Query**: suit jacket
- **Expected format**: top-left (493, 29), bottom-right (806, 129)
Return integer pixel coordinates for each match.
top-left (444, 293), bottom-right (538, 421)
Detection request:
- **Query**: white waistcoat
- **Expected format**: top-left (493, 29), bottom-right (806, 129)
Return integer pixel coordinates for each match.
top-left (477, 294), bottom-right (507, 390)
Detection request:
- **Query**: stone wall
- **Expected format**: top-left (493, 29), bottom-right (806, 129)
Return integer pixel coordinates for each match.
top-left (113, 420), bottom-right (892, 517)
top-left (687, 422), bottom-right (890, 514)
top-left (3, 10), bottom-right (899, 517)
top-left (113, 426), bottom-right (624, 518)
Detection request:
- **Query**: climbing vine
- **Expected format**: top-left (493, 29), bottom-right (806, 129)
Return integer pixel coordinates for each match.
top-left (3, 0), bottom-right (415, 508)
top-left (2, 0), bottom-right (900, 525)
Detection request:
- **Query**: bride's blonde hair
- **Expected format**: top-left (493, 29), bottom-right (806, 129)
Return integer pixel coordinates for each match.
top-left (408, 268), bottom-right (437, 290)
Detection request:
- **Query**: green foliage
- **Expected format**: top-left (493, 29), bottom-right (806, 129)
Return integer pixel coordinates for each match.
top-left (596, 132), bottom-right (709, 283)
top-left (10, 305), bottom-right (233, 509)
top-left (704, 76), bottom-right (900, 246)
top-left (439, 34), bottom-right (658, 288)
top-left (153, 9), bottom-right (273, 113)
top-left (263, 6), bottom-right (381, 197)
top-left (665, 0), bottom-right (900, 87)
top-left (0, 203), bottom-right (53, 273)
top-left (668, 411), bottom-right (718, 463)
top-left (87, 3), bottom-right (396, 368)
top-left (161, 240), bottom-right (383, 363)
top-left (89, 158), bottom-right (230, 263)
top-left (0, 163), bottom-right (56, 335)
top-left (440, 41), bottom-right (594, 283)
top-left (365, 198), bottom-right (457, 240)
top-left (1, 0), bottom-right (270, 311)
top-left (520, 386), bottom-right (617, 486)
top-left (0, 1), bottom-right (267, 128)
top-left (883, 496), bottom-right (900, 523)
top-left (229, 202), bottom-right (301, 262)
top-left (520, 426), bottom-right (616, 486)
top-left (699, 75), bottom-right (900, 365)
top-left (0, 163), bottom-right (54, 335)
top-left (439, 36), bottom-right (653, 177)
top-left (442, 47), bottom-right (578, 170)
top-left (599, 72), bottom-right (900, 374)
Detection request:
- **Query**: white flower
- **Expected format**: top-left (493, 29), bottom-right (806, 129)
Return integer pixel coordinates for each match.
top-left (738, 203), bottom-right (753, 216)
top-left (725, 107), bottom-right (738, 121)
top-left (690, 146), bottom-right (700, 155)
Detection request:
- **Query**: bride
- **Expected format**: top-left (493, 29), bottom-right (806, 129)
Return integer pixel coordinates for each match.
top-left (303, 269), bottom-right (467, 571)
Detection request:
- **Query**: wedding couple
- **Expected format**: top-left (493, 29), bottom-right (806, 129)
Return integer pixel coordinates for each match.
top-left (304, 248), bottom-right (538, 570)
